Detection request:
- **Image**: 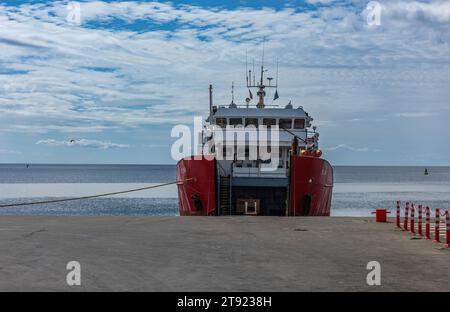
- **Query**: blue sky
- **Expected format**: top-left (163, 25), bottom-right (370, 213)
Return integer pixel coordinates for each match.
top-left (0, 0), bottom-right (449, 165)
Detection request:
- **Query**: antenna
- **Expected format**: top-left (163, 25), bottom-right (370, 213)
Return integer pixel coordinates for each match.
top-left (260, 41), bottom-right (265, 86)
top-left (260, 39), bottom-right (267, 87)
top-left (229, 81), bottom-right (236, 108)
top-left (252, 58), bottom-right (255, 85)
top-left (273, 58), bottom-right (279, 102)
top-left (209, 84), bottom-right (213, 122)
top-left (245, 50), bottom-right (248, 87)
top-left (260, 64), bottom-right (264, 86)
top-left (262, 40), bottom-right (265, 68)
top-left (245, 42), bottom-right (278, 109)
top-left (276, 58), bottom-right (279, 87)
top-left (231, 81), bottom-right (234, 103)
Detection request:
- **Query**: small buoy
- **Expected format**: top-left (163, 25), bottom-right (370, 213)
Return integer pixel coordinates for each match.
top-left (424, 168), bottom-right (429, 175)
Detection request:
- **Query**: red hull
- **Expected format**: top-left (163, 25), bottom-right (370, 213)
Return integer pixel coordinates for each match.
top-left (289, 155), bottom-right (333, 216)
top-left (177, 155), bottom-right (333, 216)
top-left (176, 156), bottom-right (216, 216)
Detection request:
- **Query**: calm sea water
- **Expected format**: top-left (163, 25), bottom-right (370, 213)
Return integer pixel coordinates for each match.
top-left (0, 164), bottom-right (449, 216)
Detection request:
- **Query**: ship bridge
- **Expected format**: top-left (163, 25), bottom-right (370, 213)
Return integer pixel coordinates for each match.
top-left (212, 106), bottom-right (313, 147)
top-left (206, 104), bottom-right (319, 176)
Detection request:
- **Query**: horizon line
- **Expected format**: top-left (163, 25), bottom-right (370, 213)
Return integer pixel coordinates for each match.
top-left (0, 163), bottom-right (449, 167)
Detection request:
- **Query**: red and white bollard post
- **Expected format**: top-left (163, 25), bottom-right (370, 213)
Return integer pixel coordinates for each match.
top-left (410, 204), bottom-right (415, 234)
top-left (445, 211), bottom-right (449, 248)
top-left (425, 206), bottom-right (431, 240)
top-left (418, 205), bottom-right (423, 236)
top-left (434, 208), bottom-right (440, 243)
top-left (396, 201), bottom-right (401, 228)
top-left (403, 202), bottom-right (409, 231)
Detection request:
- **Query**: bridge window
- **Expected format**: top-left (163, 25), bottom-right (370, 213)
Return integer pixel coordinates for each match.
top-left (294, 118), bottom-right (305, 129)
top-left (262, 118), bottom-right (276, 128)
top-left (279, 119), bottom-right (292, 129)
top-left (229, 118), bottom-right (243, 126)
top-left (245, 118), bottom-right (259, 127)
top-left (221, 146), bottom-right (234, 159)
top-left (216, 118), bottom-right (227, 127)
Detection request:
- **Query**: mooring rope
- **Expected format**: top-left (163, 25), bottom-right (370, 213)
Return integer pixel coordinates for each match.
top-left (0, 179), bottom-right (192, 208)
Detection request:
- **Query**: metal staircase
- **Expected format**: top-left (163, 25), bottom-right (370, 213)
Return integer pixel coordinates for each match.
top-left (219, 175), bottom-right (231, 215)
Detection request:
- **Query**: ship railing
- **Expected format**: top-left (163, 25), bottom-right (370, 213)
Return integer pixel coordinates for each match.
top-left (217, 104), bottom-right (280, 108)
top-left (232, 164), bottom-right (286, 178)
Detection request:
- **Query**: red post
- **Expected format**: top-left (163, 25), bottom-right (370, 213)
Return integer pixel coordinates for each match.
top-left (410, 204), bottom-right (415, 234)
top-left (403, 202), bottom-right (409, 231)
top-left (425, 206), bottom-right (431, 240)
top-left (434, 208), bottom-right (440, 243)
top-left (418, 204), bottom-right (423, 236)
top-left (396, 201), bottom-right (401, 228)
top-left (445, 211), bottom-right (449, 248)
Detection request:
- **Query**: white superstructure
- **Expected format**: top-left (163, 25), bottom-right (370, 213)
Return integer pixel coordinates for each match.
top-left (201, 62), bottom-right (321, 180)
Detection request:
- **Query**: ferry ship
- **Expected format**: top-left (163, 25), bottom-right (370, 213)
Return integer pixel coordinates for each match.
top-left (177, 62), bottom-right (333, 216)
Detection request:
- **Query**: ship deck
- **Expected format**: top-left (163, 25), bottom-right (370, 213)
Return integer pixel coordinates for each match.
top-left (0, 216), bottom-right (449, 291)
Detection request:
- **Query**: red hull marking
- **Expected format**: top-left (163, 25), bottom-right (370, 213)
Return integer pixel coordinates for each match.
top-left (290, 156), bottom-right (333, 216)
top-left (176, 156), bottom-right (216, 216)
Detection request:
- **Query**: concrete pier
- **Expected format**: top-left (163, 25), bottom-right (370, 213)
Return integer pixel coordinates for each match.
top-left (0, 216), bottom-right (449, 291)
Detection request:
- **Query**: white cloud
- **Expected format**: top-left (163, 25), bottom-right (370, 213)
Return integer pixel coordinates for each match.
top-left (0, 1), bottom-right (448, 135)
top-left (323, 144), bottom-right (370, 152)
top-left (35, 139), bottom-right (129, 149)
top-left (380, 1), bottom-right (450, 24)
top-left (0, 149), bottom-right (21, 155)
top-left (305, 0), bottom-right (336, 4)
top-left (394, 112), bottom-right (439, 118)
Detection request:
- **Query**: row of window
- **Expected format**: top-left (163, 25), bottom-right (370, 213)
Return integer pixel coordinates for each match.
top-left (215, 118), bottom-right (305, 129)
top-left (219, 146), bottom-right (285, 158)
